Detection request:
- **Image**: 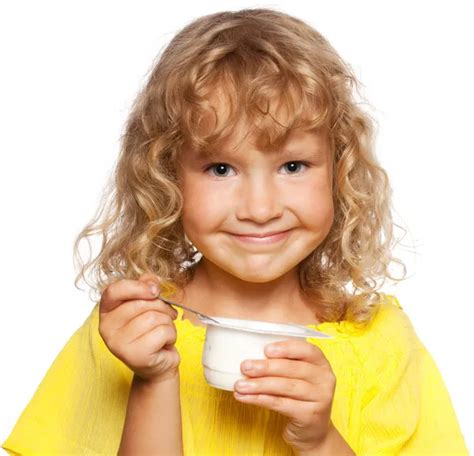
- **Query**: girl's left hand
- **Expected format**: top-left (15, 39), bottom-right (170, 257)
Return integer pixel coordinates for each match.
top-left (233, 339), bottom-right (336, 453)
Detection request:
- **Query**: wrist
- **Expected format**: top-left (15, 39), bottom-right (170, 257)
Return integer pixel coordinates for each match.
top-left (293, 422), bottom-right (355, 456)
top-left (133, 369), bottom-right (180, 389)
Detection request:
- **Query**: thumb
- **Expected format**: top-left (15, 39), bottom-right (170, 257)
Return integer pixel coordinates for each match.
top-left (138, 273), bottom-right (163, 295)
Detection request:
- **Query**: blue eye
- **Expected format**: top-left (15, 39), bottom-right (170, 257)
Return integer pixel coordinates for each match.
top-left (204, 161), bottom-right (310, 178)
top-left (282, 161), bottom-right (310, 174)
top-left (205, 163), bottom-right (236, 177)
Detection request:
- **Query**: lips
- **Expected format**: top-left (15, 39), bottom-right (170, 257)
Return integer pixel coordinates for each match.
top-left (231, 229), bottom-right (291, 245)
top-left (234, 230), bottom-right (290, 238)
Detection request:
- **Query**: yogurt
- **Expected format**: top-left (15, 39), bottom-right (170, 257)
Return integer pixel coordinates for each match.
top-left (199, 315), bottom-right (333, 391)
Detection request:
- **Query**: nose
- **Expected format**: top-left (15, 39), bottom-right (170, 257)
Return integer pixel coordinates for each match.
top-left (235, 174), bottom-right (283, 223)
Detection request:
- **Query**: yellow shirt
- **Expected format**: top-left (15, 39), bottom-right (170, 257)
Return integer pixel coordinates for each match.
top-left (2, 295), bottom-right (469, 455)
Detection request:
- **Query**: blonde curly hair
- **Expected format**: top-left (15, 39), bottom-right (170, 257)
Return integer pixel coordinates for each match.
top-left (73, 7), bottom-right (409, 328)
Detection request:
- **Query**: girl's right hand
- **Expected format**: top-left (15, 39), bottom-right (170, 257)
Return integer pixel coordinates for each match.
top-left (98, 273), bottom-right (180, 384)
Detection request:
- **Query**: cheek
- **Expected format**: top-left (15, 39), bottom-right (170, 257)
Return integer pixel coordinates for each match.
top-left (297, 179), bottom-right (334, 226)
top-left (181, 178), bottom-right (227, 232)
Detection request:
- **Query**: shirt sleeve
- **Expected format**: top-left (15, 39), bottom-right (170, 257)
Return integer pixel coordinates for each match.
top-left (399, 339), bottom-right (469, 454)
top-left (1, 303), bottom-right (133, 455)
top-left (356, 297), bottom-right (469, 455)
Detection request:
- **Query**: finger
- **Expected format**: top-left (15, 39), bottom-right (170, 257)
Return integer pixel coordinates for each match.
top-left (121, 323), bottom-right (178, 370)
top-left (240, 358), bottom-right (319, 383)
top-left (137, 273), bottom-right (164, 293)
top-left (233, 391), bottom-right (321, 423)
top-left (121, 310), bottom-right (175, 344)
top-left (234, 376), bottom-right (318, 402)
top-left (100, 299), bottom-right (178, 339)
top-left (264, 340), bottom-right (329, 368)
top-left (100, 279), bottom-right (160, 313)
top-left (128, 321), bottom-right (177, 358)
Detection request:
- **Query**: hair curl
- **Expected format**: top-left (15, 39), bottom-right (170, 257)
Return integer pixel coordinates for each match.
top-left (73, 7), bottom-right (409, 328)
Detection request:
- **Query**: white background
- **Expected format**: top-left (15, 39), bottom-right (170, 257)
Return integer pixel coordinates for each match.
top-left (1, 0), bottom-right (472, 451)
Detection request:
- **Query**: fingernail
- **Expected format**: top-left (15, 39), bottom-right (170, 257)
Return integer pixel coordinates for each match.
top-left (242, 361), bottom-right (254, 371)
top-left (266, 344), bottom-right (281, 355)
top-left (149, 284), bottom-right (158, 296)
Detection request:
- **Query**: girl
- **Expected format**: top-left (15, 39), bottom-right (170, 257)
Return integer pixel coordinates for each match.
top-left (2, 7), bottom-right (468, 455)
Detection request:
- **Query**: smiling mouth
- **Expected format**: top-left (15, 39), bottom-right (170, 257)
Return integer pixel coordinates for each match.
top-left (230, 230), bottom-right (292, 245)
top-left (233, 229), bottom-right (290, 238)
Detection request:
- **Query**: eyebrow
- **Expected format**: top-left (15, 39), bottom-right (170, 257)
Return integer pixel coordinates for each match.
top-left (195, 147), bottom-right (320, 161)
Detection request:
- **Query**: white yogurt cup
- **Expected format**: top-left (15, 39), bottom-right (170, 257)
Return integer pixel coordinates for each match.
top-left (199, 315), bottom-right (333, 391)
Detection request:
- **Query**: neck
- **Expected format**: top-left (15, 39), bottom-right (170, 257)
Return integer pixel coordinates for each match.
top-left (174, 259), bottom-right (320, 325)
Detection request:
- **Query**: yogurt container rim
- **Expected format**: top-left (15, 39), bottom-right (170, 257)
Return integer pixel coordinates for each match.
top-left (198, 315), bottom-right (333, 339)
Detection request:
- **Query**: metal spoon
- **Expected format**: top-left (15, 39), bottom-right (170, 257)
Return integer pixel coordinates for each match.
top-left (158, 293), bottom-right (333, 339)
top-left (158, 293), bottom-right (220, 324)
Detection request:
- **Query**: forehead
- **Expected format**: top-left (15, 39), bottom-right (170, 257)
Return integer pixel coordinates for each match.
top-left (192, 128), bottom-right (329, 160)
top-left (180, 84), bottom-right (332, 162)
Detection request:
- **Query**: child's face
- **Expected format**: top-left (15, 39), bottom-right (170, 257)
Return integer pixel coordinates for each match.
top-left (177, 126), bottom-right (334, 283)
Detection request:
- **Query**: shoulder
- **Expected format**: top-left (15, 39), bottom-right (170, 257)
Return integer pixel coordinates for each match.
top-left (353, 294), bottom-right (421, 368)
top-left (368, 294), bottom-right (415, 336)
top-left (362, 294), bottom-right (417, 339)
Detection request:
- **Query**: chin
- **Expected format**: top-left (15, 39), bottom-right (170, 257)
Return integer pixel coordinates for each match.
top-left (221, 262), bottom-right (296, 283)
top-left (234, 273), bottom-right (282, 283)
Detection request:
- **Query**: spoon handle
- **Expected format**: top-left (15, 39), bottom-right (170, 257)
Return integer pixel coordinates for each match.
top-left (157, 294), bottom-right (220, 324)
